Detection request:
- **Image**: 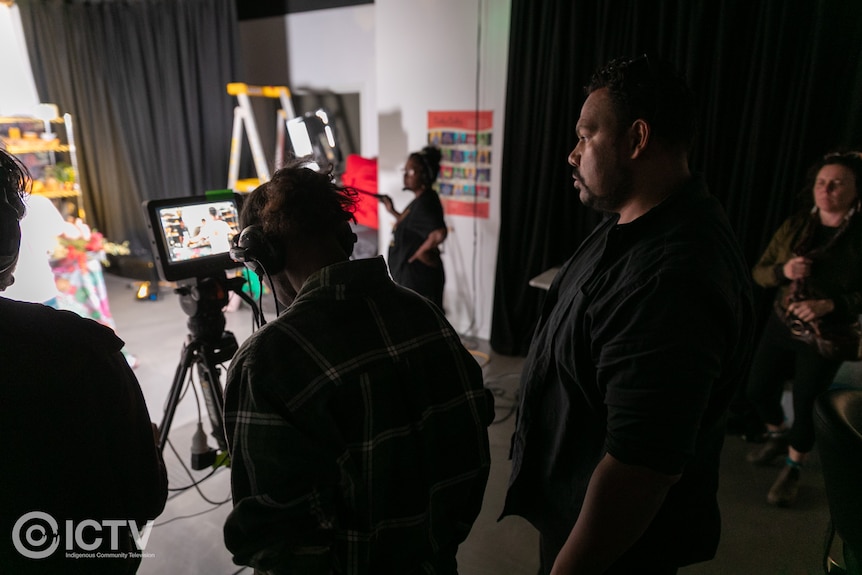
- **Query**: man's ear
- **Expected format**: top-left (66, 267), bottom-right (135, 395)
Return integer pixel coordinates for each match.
top-left (629, 119), bottom-right (650, 159)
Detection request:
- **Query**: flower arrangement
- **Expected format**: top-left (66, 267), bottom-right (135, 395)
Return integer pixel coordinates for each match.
top-left (102, 238), bottom-right (131, 258)
top-left (53, 230), bottom-right (105, 272)
top-left (52, 225), bottom-right (131, 271)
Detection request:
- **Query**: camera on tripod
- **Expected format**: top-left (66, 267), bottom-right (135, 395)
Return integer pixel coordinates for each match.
top-left (142, 192), bottom-right (253, 470)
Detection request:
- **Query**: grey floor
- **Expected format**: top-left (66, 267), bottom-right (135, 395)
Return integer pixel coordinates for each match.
top-left (100, 271), bottom-right (856, 575)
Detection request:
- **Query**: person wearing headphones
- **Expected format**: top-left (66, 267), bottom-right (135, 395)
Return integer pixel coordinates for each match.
top-left (0, 148), bottom-right (167, 574)
top-left (223, 159), bottom-right (493, 574)
top-left (379, 145), bottom-right (447, 309)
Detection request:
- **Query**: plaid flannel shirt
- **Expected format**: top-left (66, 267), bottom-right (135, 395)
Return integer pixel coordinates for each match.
top-left (223, 256), bottom-right (493, 575)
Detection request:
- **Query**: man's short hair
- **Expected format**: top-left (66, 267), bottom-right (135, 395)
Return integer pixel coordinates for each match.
top-left (241, 157), bottom-right (357, 245)
top-left (587, 55), bottom-right (698, 152)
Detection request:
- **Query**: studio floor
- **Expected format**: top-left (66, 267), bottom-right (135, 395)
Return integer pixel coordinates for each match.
top-left (99, 271), bottom-right (857, 575)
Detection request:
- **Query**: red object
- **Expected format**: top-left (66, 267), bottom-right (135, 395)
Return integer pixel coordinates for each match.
top-left (342, 154), bottom-right (379, 229)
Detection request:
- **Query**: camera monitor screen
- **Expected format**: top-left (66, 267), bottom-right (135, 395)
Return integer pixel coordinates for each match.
top-left (143, 192), bottom-right (244, 282)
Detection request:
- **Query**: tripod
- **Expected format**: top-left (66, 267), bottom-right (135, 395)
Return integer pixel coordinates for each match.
top-left (157, 273), bottom-right (255, 469)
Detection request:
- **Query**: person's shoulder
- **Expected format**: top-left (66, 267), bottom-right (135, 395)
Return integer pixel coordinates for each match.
top-left (659, 184), bottom-right (739, 251)
top-left (644, 185), bottom-right (750, 287)
top-left (771, 210), bottom-right (809, 234)
top-left (0, 297), bottom-right (123, 354)
top-left (849, 212), bottom-right (862, 237)
top-left (383, 283), bottom-right (462, 337)
top-left (230, 312), bottom-right (306, 371)
top-left (426, 190), bottom-right (445, 209)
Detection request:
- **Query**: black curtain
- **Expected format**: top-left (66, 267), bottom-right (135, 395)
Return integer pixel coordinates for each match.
top-left (491, 0), bottom-right (862, 355)
top-left (17, 0), bottom-right (240, 257)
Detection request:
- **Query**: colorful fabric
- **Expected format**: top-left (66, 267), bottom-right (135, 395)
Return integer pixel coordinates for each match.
top-left (51, 251), bottom-right (117, 330)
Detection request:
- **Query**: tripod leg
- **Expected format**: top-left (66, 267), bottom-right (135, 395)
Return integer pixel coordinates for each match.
top-left (196, 347), bottom-right (228, 452)
top-left (158, 340), bottom-right (199, 453)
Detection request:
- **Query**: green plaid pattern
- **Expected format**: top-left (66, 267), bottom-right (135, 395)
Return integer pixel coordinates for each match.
top-left (223, 257), bottom-right (492, 575)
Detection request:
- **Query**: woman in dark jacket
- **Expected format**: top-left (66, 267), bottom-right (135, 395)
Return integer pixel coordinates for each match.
top-left (746, 151), bottom-right (862, 507)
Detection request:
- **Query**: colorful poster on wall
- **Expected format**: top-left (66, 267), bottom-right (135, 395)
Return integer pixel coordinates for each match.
top-left (428, 111), bottom-right (492, 219)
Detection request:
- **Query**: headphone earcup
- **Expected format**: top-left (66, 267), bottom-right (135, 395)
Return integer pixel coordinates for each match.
top-left (0, 200), bottom-right (21, 275)
top-left (230, 225), bottom-right (282, 277)
top-left (336, 221), bottom-right (357, 258)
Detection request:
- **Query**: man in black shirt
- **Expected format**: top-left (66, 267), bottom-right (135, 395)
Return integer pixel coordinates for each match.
top-left (0, 149), bottom-right (167, 574)
top-left (501, 56), bottom-right (754, 574)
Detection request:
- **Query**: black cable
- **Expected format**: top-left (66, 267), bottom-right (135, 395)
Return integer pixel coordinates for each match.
top-left (257, 273), bottom-right (267, 324)
top-left (165, 441), bottom-right (222, 494)
top-left (484, 371), bottom-right (521, 425)
top-left (254, 270), bottom-right (269, 326)
top-left (232, 279), bottom-right (264, 329)
top-left (263, 267), bottom-right (281, 317)
top-left (164, 438), bottom-right (232, 506)
top-left (160, 361), bottom-right (231, 499)
top-left (155, 490), bottom-right (230, 528)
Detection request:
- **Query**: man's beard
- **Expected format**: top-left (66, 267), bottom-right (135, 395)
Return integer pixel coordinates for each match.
top-left (577, 170), bottom-right (633, 214)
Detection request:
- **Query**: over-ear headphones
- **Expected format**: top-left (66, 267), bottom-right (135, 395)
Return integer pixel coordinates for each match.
top-left (229, 225), bottom-right (282, 278)
top-left (0, 194), bottom-right (21, 276)
top-left (414, 151), bottom-right (434, 185)
top-left (230, 220), bottom-right (357, 277)
top-left (336, 221), bottom-right (358, 258)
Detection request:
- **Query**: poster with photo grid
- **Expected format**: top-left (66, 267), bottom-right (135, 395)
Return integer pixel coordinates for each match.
top-left (428, 110), bottom-right (492, 219)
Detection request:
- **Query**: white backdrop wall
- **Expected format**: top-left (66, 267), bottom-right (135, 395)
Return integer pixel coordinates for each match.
top-left (0, 6), bottom-right (39, 116)
top-left (376, 0), bottom-right (511, 340)
top-left (4, 2), bottom-right (512, 340)
top-left (284, 5), bottom-right (378, 156)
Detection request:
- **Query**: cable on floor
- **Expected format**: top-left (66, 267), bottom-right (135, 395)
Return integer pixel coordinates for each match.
top-left (165, 438), bottom-right (231, 506)
top-left (154, 502), bottom-right (230, 529)
top-left (484, 371), bottom-right (521, 424)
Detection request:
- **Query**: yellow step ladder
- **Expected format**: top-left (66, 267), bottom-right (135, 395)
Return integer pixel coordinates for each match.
top-left (226, 82), bottom-right (297, 192)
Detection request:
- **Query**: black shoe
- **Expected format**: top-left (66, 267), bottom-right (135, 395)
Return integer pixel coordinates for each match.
top-left (746, 432), bottom-right (789, 465)
top-left (767, 464), bottom-right (800, 507)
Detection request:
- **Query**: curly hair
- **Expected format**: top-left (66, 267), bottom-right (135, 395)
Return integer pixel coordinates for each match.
top-left (0, 148), bottom-right (29, 219)
top-left (587, 54), bottom-right (697, 152)
top-left (409, 146), bottom-right (442, 186)
top-left (244, 157), bottom-right (358, 244)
